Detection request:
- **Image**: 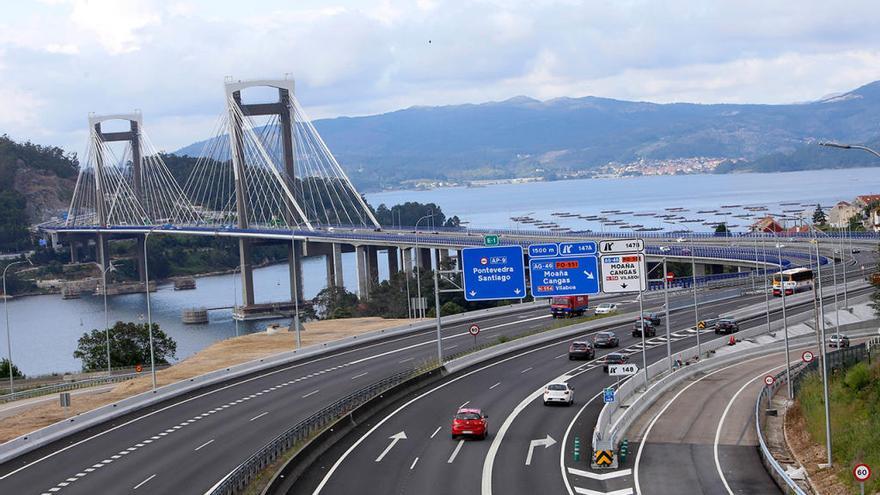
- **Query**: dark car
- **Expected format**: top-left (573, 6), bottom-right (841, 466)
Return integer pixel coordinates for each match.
top-left (632, 320), bottom-right (657, 338)
top-left (568, 341), bottom-right (596, 360)
top-left (593, 331), bottom-right (620, 348)
top-left (714, 318), bottom-right (739, 335)
top-left (603, 352), bottom-right (629, 372)
top-left (640, 312), bottom-right (662, 325)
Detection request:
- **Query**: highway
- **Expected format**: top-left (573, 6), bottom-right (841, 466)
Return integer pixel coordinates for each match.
top-left (0, 286), bottom-right (713, 495)
top-left (294, 277), bottom-right (866, 495)
top-left (0, 247), bottom-right (870, 495)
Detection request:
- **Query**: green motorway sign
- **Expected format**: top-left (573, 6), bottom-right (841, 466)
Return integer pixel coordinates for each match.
top-left (483, 234), bottom-right (499, 246)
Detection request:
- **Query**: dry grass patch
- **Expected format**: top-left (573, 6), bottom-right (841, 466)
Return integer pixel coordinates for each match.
top-left (0, 317), bottom-right (414, 443)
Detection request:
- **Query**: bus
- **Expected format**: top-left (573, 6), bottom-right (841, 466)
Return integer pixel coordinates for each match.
top-left (772, 268), bottom-right (813, 296)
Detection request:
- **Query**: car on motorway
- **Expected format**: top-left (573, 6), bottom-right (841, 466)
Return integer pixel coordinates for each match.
top-left (594, 303), bottom-right (619, 315)
top-left (632, 320), bottom-right (657, 338)
top-left (639, 312), bottom-right (662, 325)
top-left (828, 334), bottom-right (850, 348)
top-left (451, 407), bottom-right (489, 440)
top-left (543, 382), bottom-right (574, 406)
top-left (603, 352), bottom-right (629, 372)
top-left (568, 341), bottom-right (596, 360)
top-left (593, 331), bottom-right (620, 348)
top-left (713, 318), bottom-right (740, 335)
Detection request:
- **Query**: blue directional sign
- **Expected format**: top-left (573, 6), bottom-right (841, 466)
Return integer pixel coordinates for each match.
top-left (462, 245), bottom-right (527, 301)
top-left (558, 241), bottom-right (598, 256)
top-left (528, 243), bottom-right (558, 258)
top-left (529, 255), bottom-right (600, 297)
top-left (603, 387), bottom-right (615, 403)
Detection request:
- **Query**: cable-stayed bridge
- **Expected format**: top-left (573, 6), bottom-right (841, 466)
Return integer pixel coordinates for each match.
top-left (40, 78), bottom-right (845, 318)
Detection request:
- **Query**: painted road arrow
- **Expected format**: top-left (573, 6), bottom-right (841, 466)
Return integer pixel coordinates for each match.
top-left (525, 434), bottom-right (557, 465)
top-left (375, 431), bottom-right (407, 462)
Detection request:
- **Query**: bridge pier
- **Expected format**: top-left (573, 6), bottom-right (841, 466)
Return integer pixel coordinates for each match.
top-left (239, 238), bottom-right (256, 307)
top-left (403, 248), bottom-right (414, 276)
top-left (387, 247), bottom-right (399, 276)
top-left (327, 243), bottom-right (344, 287)
top-left (693, 263), bottom-right (707, 277)
top-left (96, 234), bottom-right (110, 272)
top-left (288, 240), bottom-right (304, 304)
top-left (356, 246), bottom-right (369, 298)
top-left (418, 248), bottom-right (432, 271)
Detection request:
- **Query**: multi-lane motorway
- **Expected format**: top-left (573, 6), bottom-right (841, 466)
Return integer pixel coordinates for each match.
top-left (0, 246), bottom-right (873, 495)
top-left (295, 274), bottom-right (871, 495)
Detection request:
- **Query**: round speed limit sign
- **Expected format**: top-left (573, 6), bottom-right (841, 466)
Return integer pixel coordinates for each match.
top-left (854, 463), bottom-right (871, 482)
top-left (468, 324), bottom-right (480, 336)
top-left (763, 375), bottom-right (775, 386)
top-left (802, 351), bottom-right (815, 363)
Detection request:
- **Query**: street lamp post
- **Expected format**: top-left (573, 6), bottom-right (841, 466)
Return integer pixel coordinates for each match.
top-left (3, 258), bottom-right (31, 393)
top-left (677, 237), bottom-right (701, 360)
top-left (96, 261), bottom-right (115, 374)
top-left (432, 250), bottom-right (443, 365)
top-left (414, 214), bottom-right (433, 319)
top-left (660, 246), bottom-right (672, 371)
top-left (143, 231), bottom-right (157, 391)
top-left (232, 264), bottom-right (240, 337)
top-left (290, 230), bottom-right (302, 350)
top-left (810, 235), bottom-right (833, 466)
top-left (775, 242), bottom-right (793, 400)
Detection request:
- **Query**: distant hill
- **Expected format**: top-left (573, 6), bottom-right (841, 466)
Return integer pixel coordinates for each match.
top-left (175, 80), bottom-right (880, 189)
top-left (0, 135), bottom-right (78, 251)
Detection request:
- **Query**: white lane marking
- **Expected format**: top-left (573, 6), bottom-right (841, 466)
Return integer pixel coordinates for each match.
top-left (302, 389), bottom-right (320, 399)
top-left (489, 382), bottom-right (501, 390)
top-left (567, 467), bottom-right (632, 480)
top-left (575, 488), bottom-right (633, 495)
top-left (194, 439), bottom-right (215, 451)
top-left (447, 440), bottom-right (465, 464)
top-left (554, 353), bottom-right (568, 359)
top-left (249, 412), bottom-right (269, 422)
top-left (447, 344), bottom-right (459, 349)
top-left (410, 457), bottom-right (419, 470)
top-left (8, 310), bottom-right (546, 482)
top-left (351, 372), bottom-right (369, 380)
top-left (374, 431), bottom-right (407, 462)
top-left (459, 401), bottom-right (470, 408)
top-left (714, 367), bottom-right (781, 494)
top-left (430, 426), bottom-right (442, 439)
top-left (520, 367), bottom-right (533, 374)
top-left (399, 357), bottom-right (415, 363)
top-left (133, 474), bottom-right (156, 490)
top-left (632, 355), bottom-right (788, 495)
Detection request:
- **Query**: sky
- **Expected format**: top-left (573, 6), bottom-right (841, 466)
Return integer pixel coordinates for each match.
top-left (2, 0), bottom-right (880, 153)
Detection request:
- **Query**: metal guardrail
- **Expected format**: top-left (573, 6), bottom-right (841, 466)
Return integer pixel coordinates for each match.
top-left (207, 368), bottom-right (425, 495)
top-left (755, 343), bottom-right (869, 495)
top-left (0, 373), bottom-right (138, 404)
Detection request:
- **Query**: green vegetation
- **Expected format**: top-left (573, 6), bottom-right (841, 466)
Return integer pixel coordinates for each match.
top-left (0, 358), bottom-right (24, 380)
top-left (796, 359), bottom-right (880, 492)
top-left (0, 135), bottom-right (78, 252)
top-left (373, 201), bottom-right (460, 228)
top-left (714, 222), bottom-right (729, 234)
top-left (73, 321), bottom-right (178, 371)
top-left (813, 204), bottom-right (827, 226)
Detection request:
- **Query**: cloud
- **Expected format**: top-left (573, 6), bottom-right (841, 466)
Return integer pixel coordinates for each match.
top-left (2, 0), bottom-right (880, 152)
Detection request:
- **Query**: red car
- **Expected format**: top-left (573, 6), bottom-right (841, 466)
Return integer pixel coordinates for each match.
top-left (451, 407), bottom-right (489, 440)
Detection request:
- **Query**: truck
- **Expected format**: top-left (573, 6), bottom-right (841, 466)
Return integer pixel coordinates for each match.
top-left (550, 295), bottom-right (589, 318)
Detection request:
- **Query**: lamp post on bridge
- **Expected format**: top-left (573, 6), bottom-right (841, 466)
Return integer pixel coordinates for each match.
top-left (808, 232), bottom-right (834, 467)
top-left (290, 229), bottom-right (302, 350)
top-left (658, 246), bottom-right (673, 371)
top-left (676, 237), bottom-right (701, 360)
top-left (3, 257), bottom-right (32, 393)
top-left (96, 261), bottom-right (116, 374)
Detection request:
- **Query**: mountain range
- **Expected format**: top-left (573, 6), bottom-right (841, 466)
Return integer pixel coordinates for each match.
top-left (175, 81), bottom-right (880, 190)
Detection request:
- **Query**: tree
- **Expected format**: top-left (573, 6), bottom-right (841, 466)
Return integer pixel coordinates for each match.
top-left (312, 286), bottom-right (359, 319)
top-left (73, 321), bottom-right (177, 371)
top-left (848, 214), bottom-right (865, 232)
top-left (0, 358), bottom-right (24, 380)
top-left (714, 222), bottom-right (729, 235)
top-left (813, 204), bottom-right (827, 226)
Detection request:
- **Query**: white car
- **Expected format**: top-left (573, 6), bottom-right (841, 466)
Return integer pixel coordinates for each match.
top-left (543, 383), bottom-right (574, 406)
top-left (594, 303), bottom-right (618, 315)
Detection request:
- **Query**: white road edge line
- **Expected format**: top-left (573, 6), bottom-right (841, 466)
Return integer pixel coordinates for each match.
top-left (714, 366), bottom-right (781, 494)
top-left (351, 372), bottom-right (369, 380)
top-left (430, 426), bottom-right (442, 439)
top-left (302, 390), bottom-right (320, 399)
top-left (133, 474), bottom-right (156, 490)
top-left (489, 382), bottom-right (501, 390)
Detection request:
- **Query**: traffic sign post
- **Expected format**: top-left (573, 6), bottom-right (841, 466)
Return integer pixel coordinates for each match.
top-left (854, 463), bottom-right (871, 495)
top-left (461, 246), bottom-right (527, 301)
top-left (529, 256), bottom-right (600, 297)
top-left (764, 375), bottom-right (775, 387)
top-left (666, 272), bottom-right (675, 282)
top-left (802, 350), bottom-right (815, 363)
top-left (603, 387), bottom-right (615, 403)
top-left (469, 323), bottom-right (480, 349)
top-left (600, 253), bottom-right (647, 293)
top-left (483, 235), bottom-right (499, 246)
